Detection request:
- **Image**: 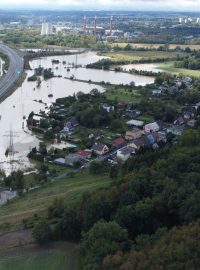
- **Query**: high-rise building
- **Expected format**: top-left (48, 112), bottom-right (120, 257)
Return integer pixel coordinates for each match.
top-left (41, 23), bottom-right (53, 35)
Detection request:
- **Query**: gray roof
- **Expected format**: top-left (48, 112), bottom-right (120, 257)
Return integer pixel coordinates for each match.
top-left (91, 143), bottom-right (107, 152)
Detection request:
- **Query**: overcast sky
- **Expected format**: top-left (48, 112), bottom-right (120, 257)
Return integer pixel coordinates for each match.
top-left (1, 0), bottom-right (200, 11)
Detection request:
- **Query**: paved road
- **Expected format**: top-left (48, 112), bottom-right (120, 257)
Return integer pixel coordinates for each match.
top-left (0, 44), bottom-right (24, 99)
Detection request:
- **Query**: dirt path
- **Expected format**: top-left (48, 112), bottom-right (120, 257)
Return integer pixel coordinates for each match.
top-left (0, 229), bottom-right (33, 251)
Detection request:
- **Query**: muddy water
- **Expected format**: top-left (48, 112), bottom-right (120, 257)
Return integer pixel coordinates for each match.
top-left (0, 51), bottom-right (155, 173)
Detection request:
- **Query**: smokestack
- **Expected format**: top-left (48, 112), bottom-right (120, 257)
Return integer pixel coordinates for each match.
top-left (84, 16), bottom-right (87, 33)
top-left (110, 16), bottom-right (113, 36)
top-left (94, 16), bottom-right (97, 35)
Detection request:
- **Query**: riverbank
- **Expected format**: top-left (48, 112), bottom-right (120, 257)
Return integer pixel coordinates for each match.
top-left (0, 72), bottom-right (27, 105)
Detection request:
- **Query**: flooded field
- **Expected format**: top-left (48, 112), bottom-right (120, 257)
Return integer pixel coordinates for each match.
top-left (0, 51), bottom-right (155, 173)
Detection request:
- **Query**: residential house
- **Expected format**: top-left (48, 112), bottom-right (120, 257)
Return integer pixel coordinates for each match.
top-left (146, 132), bottom-right (158, 145)
top-left (65, 154), bottom-right (82, 166)
top-left (126, 110), bottom-right (141, 119)
top-left (126, 103), bottom-right (135, 112)
top-left (54, 158), bottom-right (66, 166)
top-left (117, 101), bottom-right (126, 109)
top-left (32, 115), bottom-right (42, 126)
top-left (182, 77), bottom-right (192, 85)
top-left (102, 103), bottom-right (114, 113)
top-left (62, 118), bottom-right (79, 133)
top-left (63, 122), bottom-right (75, 133)
top-left (131, 137), bottom-right (147, 150)
top-left (125, 128), bottom-right (143, 141)
top-left (183, 110), bottom-right (195, 120)
top-left (77, 149), bottom-right (92, 159)
top-left (174, 116), bottom-right (185, 126)
top-left (144, 122), bottom-right (160, 133)
top-left (158, 130), bottom-right (168, 143)
top-left (89, 130), bottom-right (103, 141)
top-left (127, 119), bottom-right (144, 128)
top-left (112, 137), bottom-right (125, 148)
top-left (69, 117), bottom-right (79, 127)
top-left (91, 143), bottom-right (109, 156)
top-left (167, 125), bottom-right (185, 136)
top-left (152, 89), bottom-right (162, 96)
top-left (117, 145), bottom-right (135, 162)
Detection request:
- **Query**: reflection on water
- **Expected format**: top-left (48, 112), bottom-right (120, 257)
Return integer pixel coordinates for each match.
top-left (0, 51), bottom-right (155, 174)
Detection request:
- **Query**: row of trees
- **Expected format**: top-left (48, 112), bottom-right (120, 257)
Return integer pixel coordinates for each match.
top-left (174, 51), bottom-right (200, 70)
top-left (86, 54), bottom-right (185, 70)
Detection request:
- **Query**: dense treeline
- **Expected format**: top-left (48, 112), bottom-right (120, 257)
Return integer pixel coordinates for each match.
top-left (113, 43), bottom-right (193, 53)
top-left (31, 124), bottom-right (200, 269)
top-left (174, 52), bottom-right (200, 70)
top-left (102, 220), bottom-right (200, 270)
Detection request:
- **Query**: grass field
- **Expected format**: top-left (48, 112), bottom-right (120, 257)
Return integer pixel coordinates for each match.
top-left (101, 51), bottom-right (189, 62)
top-left (105, 88), bottom-right (142, 104)
top-left (157, 62), bottom-right (200, 77)
top-left (0, 172), bottom-right (112, 230)
top-left (0, 242), bottom-right (77, 270)
top-left (111, 43), bottom-right (200, 51)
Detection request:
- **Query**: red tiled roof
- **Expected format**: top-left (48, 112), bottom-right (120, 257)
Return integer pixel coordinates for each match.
top-left (113, 137), bottom-right (125, 146)
top-left (78, 150), bottom-right (91, 157)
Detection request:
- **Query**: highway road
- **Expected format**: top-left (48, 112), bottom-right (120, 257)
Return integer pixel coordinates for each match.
top-left (0, 44), bottom-right (24, 99)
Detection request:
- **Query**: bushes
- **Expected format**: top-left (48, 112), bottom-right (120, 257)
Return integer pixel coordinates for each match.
top-left (27, 74), bottom-right (37, 81)
top-left (32, 220), bottom-right (51, 244)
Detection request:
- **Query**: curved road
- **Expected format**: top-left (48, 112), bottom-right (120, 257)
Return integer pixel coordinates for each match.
top-left (0, 44), bottom-right (24, 99)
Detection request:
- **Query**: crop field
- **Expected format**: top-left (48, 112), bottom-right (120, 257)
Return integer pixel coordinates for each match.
top-left (0, 172), bottom-right (112, 230)
top-left (111, 43), bottom-right (200, 50)
top-left (0, 242), bottom-right (77, 270)
top-left (101, 51), bottom-right (189, 62)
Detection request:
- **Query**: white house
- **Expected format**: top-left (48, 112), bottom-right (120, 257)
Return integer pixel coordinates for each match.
top-left (127, 119), bottom-right (144, 128)
top-left (144, 122), bottom-right (160, 133)
top-left (117, 146), bottom-right (135, 162)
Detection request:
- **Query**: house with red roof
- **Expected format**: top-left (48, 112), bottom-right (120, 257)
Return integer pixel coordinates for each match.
top-left (77, 149), bottom-right (92, 159)
top-left (112, 137), bottom-right (125, 149)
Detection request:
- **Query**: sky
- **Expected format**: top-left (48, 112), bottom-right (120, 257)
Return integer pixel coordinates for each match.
top-left (1, 0), bottom-right (200, 11)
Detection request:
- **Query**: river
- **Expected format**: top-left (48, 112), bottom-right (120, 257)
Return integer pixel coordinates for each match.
top-left (0, 51), bottom-right (155, 174)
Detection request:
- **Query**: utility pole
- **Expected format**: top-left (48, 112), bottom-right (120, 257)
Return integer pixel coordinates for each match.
top-left (84, 16), bottom-right (87, 33)
top-left (94, 16), bottom-right (97, 35)
top-left (110, 16), bottom-right (113, 36)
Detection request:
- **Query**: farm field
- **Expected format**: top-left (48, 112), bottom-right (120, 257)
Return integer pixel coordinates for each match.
top-left (111, 43), bottom-right (200, 50)
top-left (0, 172), bottom-right (112, 231)
top-left (101, 50), bottom-right (189, 62)
top-left (157, 62), bottom-right (200, 77)
top-left (0, 242), bottom-right (77, 270)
